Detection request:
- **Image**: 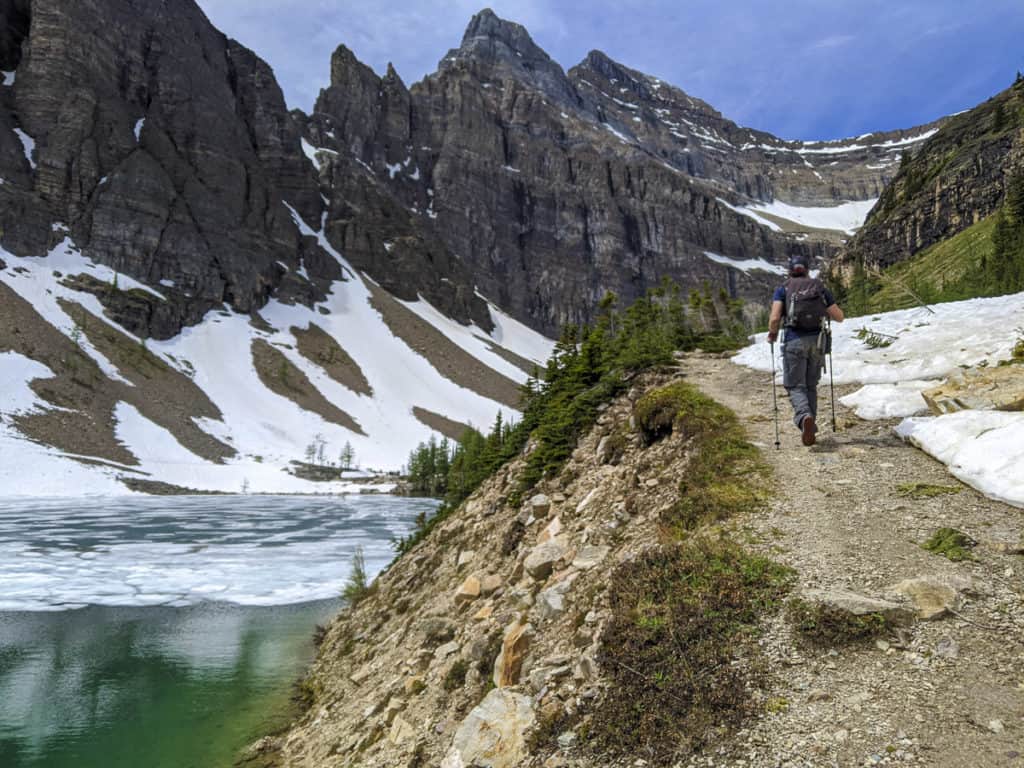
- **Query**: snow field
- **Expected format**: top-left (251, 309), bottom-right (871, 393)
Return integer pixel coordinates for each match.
top-left (0, 217), bottom-right (555, 495)
top-left (733, 292), bottom-right (1024, 506)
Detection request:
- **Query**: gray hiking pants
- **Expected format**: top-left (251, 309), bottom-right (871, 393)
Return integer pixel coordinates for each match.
top-left (782, 334), bottom-right (823, 429)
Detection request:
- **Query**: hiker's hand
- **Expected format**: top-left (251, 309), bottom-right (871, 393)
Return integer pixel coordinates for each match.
top-left (767, 331), bottom-right (778, 344)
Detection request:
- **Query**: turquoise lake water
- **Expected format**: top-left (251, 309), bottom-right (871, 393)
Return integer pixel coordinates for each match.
top-left (0, 494), bottom-right (437, 768)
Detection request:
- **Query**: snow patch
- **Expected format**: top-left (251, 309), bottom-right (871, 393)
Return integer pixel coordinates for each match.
top-left (734, 291), bottom-right (1024, 506)
top-left (2, 70), bottom-right (15, 86)
top-left (703, 251), bottom-right (786, 275)
top-left (13, 128), bottom-right (35, 169)
top-left (133, 118), bottom-right (145, 141)
top-left (722, 198), bottom-right (877, 234)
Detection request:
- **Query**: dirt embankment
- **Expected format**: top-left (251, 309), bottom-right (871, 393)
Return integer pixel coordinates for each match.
top-left (249, 353), bottom-right (1023, 768)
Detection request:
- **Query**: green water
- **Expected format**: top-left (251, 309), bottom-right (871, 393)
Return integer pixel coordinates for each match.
top-left (0, 494), bottom-right (437, 768)
top-left (0, 601), bottom-right (337, 768)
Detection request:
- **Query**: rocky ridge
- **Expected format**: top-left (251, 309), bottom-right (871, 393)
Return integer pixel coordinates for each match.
top-left (836, 78), bottom-right (1024, 278)
top-left (253, 354), bottom-right (1024, 767)
top-left (299, 8), bottom-right (944, 335)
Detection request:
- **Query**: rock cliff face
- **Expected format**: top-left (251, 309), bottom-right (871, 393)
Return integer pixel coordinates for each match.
top-left (301, 9), bottom-right (943, 334)
top-left (2, 3), bottom-right (943, 340)
top-left (836, 79), bottom-right (1024, 275)
top-left (0, 0), bottom-right (334, 339)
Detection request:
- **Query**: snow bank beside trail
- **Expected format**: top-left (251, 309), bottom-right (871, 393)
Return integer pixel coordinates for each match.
top-left (897, 413), bottom-right (1024, 508)
top-left (732, 291), bottom-right (1024, 507)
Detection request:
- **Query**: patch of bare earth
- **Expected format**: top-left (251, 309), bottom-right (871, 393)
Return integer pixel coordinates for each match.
top-left (60, 300), bottom-right (235, 463)
top-left (251, 339), bottom-right (365, 435)
top-left (0, 283), bottom-right (137, 465)
top-left (681, 353), bottom-right (1024, 768)
top-left (366, 281), bottom-right (522, 410)
top-left (412, 405), bottom-right (473, 441)
top-left (291, 323), bottom-right (373, 397)
top-left (479, 337), bottom-right (541, 377)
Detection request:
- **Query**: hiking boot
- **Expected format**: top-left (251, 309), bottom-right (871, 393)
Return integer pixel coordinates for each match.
top-left (801, 416), bottom-right (816, 446)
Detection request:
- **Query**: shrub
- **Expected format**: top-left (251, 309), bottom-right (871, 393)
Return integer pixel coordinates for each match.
top-left (589, 540), bottom-right (794, 761)
top-left (787, 599), bottom-right (888, 645)
top-left (634, 382), bottom-right (768, 533)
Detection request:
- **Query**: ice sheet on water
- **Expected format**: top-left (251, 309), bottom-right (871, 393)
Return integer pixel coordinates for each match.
top-left (0, 494), bottom-right (437, 610)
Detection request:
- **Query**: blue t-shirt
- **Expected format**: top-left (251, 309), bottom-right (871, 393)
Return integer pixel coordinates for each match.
top-left (773, 283), bottom-right (835, 342)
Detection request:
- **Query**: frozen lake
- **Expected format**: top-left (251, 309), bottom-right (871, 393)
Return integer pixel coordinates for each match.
top-left (0, 494), bottom-right (437, 767)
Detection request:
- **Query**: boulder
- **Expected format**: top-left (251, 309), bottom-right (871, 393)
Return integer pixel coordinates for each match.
top-left (434, 640), bottom-right (460, 660)
top-left (480, 574), bottom-right (503, 595)
top-left (493, 621), bottom-right (532, 688)
top-left (457, 550), bottom-right (476, 568)
top-left (800, 588), bottom-right (916, 625)
top-left (537, 517), bottom-right (562, 543)
top-left (389, 714), bottom-right (415, 744)
top-left (530, 494), bottom-right (551, 516)
top-left (886, 575), bottom-right (971, 620)
top-left (536, 574), bottom-right (577, 622)
top-left (441, 689), bottom-right (535, 768)
top-left (455, 575), bottom-right (481, 604)
top-left (572, 545), bottom-right (610, 570)
top-left (524, 536), bottom-right (570, 579)
top-left (922, 365), bottom-right (1024, 414)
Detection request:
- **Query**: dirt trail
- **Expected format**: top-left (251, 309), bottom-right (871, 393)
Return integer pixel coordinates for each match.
top-left (681, 352), bottom-right (1024, 768)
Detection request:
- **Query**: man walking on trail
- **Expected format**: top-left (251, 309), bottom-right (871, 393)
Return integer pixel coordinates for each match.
top-left (766, 255), bottom-right (844, 446)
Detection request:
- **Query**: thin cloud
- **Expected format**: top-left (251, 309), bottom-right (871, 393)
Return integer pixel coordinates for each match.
top-left (808, 34), bottom-right (855, 50)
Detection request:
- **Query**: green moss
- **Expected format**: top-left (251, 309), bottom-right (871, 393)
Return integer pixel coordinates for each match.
top-left (589, 539), bottom-right (794, 761)
top-left (922, 527), bottom-right (976, 561)
top-left (634, 382), bottom-right (768, 534)
top-left (897, 482), bottom-right (962, 499)
top-left (787, 599), bottom-right (888, 644)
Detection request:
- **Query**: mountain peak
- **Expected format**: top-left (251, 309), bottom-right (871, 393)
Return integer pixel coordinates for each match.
top-left (440, 8), bottom-right (576, 104)
top-left (458, 8), bottom-right (550, 65)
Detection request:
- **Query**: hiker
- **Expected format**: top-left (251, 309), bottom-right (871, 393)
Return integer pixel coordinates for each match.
top-left (766, 255), bottom-right (844, 446)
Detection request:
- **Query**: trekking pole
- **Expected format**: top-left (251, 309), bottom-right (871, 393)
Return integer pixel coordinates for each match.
top-left (769, 341), bottom-right (781, 450)
top-left (828, 320), bottom-right (837, 432)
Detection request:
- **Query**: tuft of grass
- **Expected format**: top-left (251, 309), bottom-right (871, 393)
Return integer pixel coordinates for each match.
top-left (897, 482), bottom-right (961, 499)
top-left (787, 598), bottom-right (888, 645)
top-left (589, 539), bottom-right (794, 761)
top-left (634, 382), bottom-right (768, 534)
top-left (443, 659), bottom-right (469, 692)
top-left (922, 527), bottom-right (976, 561)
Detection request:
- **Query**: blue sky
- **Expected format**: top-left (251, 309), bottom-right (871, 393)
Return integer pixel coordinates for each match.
top-left (197, 1), bottom-right (1024, 141)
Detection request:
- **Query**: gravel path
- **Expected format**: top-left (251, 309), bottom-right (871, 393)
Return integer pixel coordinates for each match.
top-left (682, 352), bottom-right (1024, 768)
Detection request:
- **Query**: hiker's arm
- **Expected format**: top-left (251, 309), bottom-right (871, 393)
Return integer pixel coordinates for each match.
top-left (827, 304), bottom-right (844, 323)
top-left (767, 300), bottom-right (784, 342)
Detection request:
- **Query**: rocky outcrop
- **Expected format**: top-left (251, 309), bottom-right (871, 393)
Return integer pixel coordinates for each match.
top-left (0, 0), bottom-right (334, 339)
top-left (922, 364), bottom-right (1024, 414)
top-left (301, 9), bottom-right (942, 335)
top-left (1, 3), bottom-right (946, 342)
top-left (836, 78), bottom-right (1024, 276)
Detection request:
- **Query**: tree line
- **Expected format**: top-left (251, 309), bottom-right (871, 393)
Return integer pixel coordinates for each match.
top-left (396, 281), bottom-right (749, 554)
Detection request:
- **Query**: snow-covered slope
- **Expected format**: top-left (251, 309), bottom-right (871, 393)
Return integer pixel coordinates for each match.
top-left (0, 231), bottom-right (554, 497)
top-left (733, 292), bottom-right (1024, 507)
